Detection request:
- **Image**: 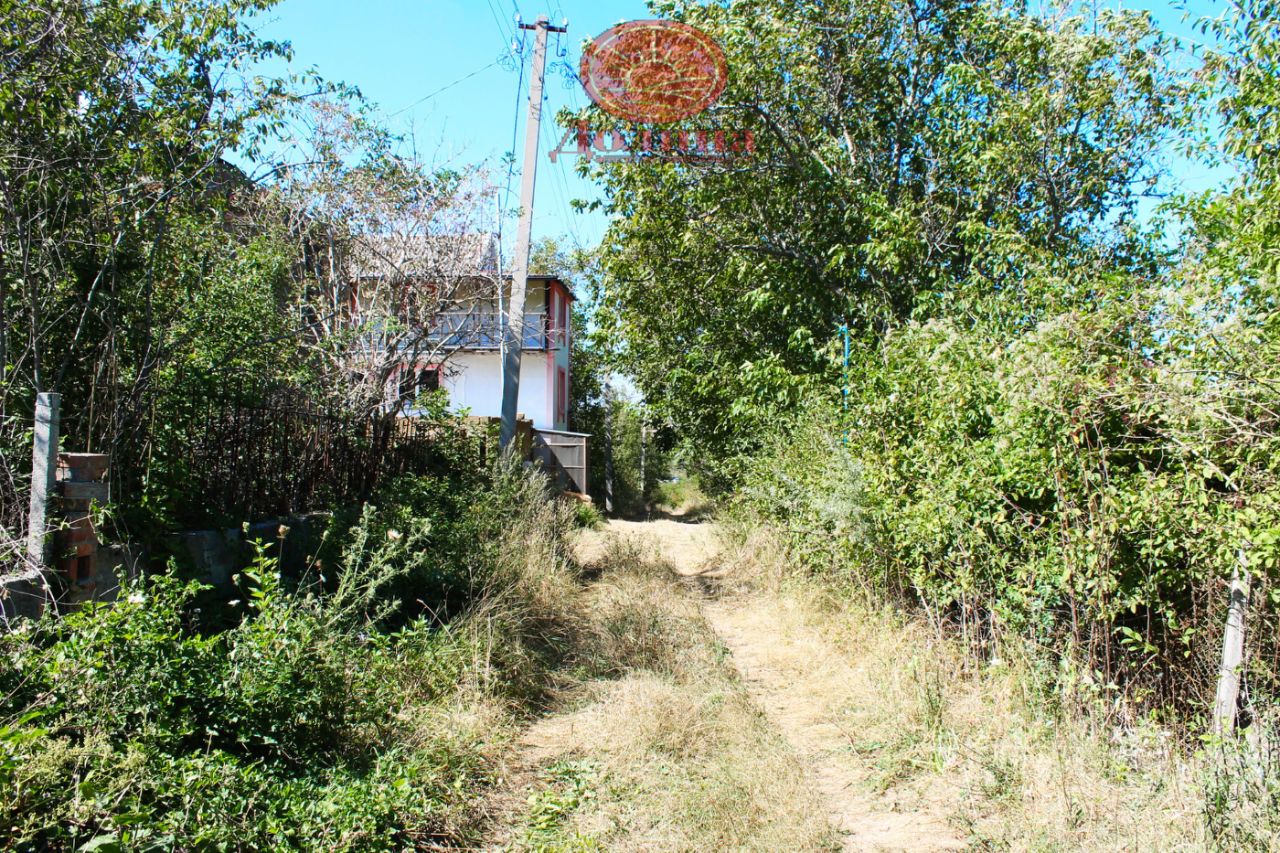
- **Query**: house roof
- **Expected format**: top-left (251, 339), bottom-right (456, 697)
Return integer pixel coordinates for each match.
top-left (350, 233), bottom-right (500, 280)
top-left (524, 274), bottom-right (577, 302)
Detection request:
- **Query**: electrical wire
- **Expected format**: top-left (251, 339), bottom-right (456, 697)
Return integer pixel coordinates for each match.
top-left (388, 59), bottom-right (503, 116)
top-left (498, 27), bottom-right (529, 259)
top-left (484, 0), bottom-right (517, 49)
top-left (540, 89), bottom-right (590, 256)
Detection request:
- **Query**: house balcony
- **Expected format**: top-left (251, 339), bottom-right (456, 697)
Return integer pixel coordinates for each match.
top-left (426, 312), bottom-right (557, 351)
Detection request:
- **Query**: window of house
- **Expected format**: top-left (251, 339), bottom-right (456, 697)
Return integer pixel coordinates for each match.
top-left (417, 366), bottom-right (440, 394)
top-left (398, 365), bottom-right (440, 404)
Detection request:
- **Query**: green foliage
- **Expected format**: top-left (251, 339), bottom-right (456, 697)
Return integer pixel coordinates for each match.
top-left (1203, 735), bottom-right (1280, 849)
top-left (600, 399), bottom-right (670, 518)
top-left (585, 0), bottom-right (1280, 727)
top-left (518, 761), bottom-right (603, 852)
top-left (591, 0), bottom-right (1184, 468)
top-left (573, 501), bottom-right (605, 530)
top-left (0, 462), bottom-right (570, 849)
top-left (736, 261), bottom-right (1280, 715)
top-left (0, 0), bottom-right (337, 545)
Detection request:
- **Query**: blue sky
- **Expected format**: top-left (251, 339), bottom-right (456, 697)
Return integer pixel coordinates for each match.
top-left (251, 0), bottom-right (1228, 257)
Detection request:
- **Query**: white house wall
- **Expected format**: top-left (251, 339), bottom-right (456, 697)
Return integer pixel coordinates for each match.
top-left (442, 350), bottom-right (555, 429)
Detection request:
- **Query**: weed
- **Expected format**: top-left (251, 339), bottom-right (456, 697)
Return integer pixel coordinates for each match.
top-left (0, 464), bottom-right (583, 850)
top-left (519, 761), bottom-right (603, 850)
top-left (572, 501), bottom-right (605, 530)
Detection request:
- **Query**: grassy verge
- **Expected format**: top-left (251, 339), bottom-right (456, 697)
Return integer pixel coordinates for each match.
top-left (500, 537), bottom-right (835, 852)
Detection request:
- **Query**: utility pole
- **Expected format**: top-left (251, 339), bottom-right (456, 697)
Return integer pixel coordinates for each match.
top-left (501, 14), bottom-right (567, 451)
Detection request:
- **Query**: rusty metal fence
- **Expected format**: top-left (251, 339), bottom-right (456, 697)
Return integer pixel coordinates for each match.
top-left (113, 387), bottom-right (494, 530)
top-left (532, 429), bottom-right (590, 495)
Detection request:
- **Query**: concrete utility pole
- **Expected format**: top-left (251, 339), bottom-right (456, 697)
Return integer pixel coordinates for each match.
top-left (603, 385), bottom-right (615, 516)
top-left (501, 14), bottom-right (567, 450)
top-left (26, 393), bottom-right (60, 570)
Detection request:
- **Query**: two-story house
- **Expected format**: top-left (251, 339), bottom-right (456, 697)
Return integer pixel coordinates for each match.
top-left (348, 233), bottom-right (575, 434)
top-left (426, 274), bottom-right (575, 433)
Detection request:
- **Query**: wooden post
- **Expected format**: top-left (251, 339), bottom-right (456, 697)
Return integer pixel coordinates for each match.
top-left (1213, 545), bottom-right (1251, 737)
top-left (25, 393), bottom-right (61, 569)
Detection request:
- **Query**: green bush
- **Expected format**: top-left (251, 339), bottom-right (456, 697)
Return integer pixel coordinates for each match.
top-left (573, 501), bottom-right (605, 530)
top-left (0, 462), bottom-right (570, 849)
top-left (735, 287), bottom-right (1280, 719)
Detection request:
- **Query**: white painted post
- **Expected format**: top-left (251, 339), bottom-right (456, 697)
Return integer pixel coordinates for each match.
top-left (25, 392), bottom-right (61, 570)
top-left (639, 423), bottom-right (647, 510)
top-left (1213, 545), bottom-right (1251, 737)
top-left (603, 392), bottom-right (615, 517)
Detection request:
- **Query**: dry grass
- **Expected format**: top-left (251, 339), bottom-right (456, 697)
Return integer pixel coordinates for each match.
top-left (719, 527), bottom-right (1213, 851)
top-left (491, 513), bottom-right (1280, 851)
top-left (500, 536), bottom-right (836, 852)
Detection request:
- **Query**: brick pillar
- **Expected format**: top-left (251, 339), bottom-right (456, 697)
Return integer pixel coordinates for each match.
top-left (56, 453), bottom-right (109, 599)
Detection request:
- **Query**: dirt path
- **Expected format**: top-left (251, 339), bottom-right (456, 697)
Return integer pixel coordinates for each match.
top-left (614, 518), bottom-right (963, 852)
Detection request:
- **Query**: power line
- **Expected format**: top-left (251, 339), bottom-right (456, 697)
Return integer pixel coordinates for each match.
top-left (389, 59), bottom-right (503, 116)
top-left (498, 28), bottom-right (530, 258)
top-left (484, 0), bottom-right (517, 47)
top-left (539, 89), bottom-right (590, 256)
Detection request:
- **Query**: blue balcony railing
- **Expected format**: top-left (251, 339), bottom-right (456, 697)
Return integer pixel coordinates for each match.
top-left (426, 312), bottom-right (549, 350)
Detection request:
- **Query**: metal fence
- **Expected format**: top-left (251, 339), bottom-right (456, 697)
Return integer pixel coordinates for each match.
top-left (532, 429), bottom-right (590, 495)
top-left (113, 388), bottom-right (494, 530)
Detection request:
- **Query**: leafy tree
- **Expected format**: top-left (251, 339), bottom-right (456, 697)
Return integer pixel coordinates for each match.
top-left (0, 3), bottom-right (502, 545)
top-left (714, 1), bottom-right (1280, 717)
top-left (588, 0), bottom-right (1186, 473)
top-left (0, 0), bottom-right (305, 538)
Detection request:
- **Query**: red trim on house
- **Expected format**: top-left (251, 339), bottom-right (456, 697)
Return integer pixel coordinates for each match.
top-left (556, 367), bottom-right (567, 429)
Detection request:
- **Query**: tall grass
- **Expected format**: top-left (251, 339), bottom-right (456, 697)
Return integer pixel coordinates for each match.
top-left (718, 522), bottom-right (1280, 850)
top-left (502, 537), bottom-right (836, 852)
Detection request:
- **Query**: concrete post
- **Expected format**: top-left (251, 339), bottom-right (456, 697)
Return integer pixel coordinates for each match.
top-left (1213, 545), bottom-right (1252, 737)
top-left (25, 393), bottom-right (60, 569)
top-left (603, 395), bottom-right (615, 517)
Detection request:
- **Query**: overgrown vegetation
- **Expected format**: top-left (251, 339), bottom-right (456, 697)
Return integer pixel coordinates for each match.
top-left (0, 0), bottom-right (502, 554)
top-left (0, 462), bottom-right (582, 850)
top-left (591, 0), bottom-right (1280, 728)
top-left (715, 527), bottom-right (1217, 849)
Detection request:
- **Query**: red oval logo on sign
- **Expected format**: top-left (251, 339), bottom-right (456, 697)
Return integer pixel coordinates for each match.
top-left (580, 20), bottom-right (728, 124)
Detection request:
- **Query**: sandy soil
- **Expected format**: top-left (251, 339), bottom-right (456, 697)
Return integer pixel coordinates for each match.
top-left (597, 518), bottom-right (962, 852)
top-left (488, 517), bottom-right (963, 851)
